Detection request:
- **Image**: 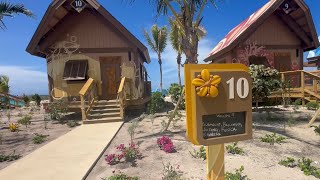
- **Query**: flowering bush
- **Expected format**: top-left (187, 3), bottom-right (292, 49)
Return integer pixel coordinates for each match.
top-left (157, 136), bottom-right (176, 153)
top-left (105, 143), bottom-right (142, 165)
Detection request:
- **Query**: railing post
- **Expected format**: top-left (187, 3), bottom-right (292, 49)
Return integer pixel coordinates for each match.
top-left (301, 71), bottom-right (305, 106)
top-left (80, 95), bottom-right (86, 120)
top-left (313, 79), bottom-right (318, 103)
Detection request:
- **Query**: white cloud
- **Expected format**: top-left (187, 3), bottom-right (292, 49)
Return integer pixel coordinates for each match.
top-left (148, 37), bottom-right (215, 90)
top-left (0, 65), bottom-right (48, 95)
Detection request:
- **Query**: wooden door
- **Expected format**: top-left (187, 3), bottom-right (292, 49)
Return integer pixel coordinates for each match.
top-left (100, 57), bottom-right (121, 100)
top-left (274, 53), bottom-right (291, 72)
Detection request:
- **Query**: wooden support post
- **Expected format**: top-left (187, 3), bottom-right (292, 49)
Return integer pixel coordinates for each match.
top-left (308, 107), bottom-right (320, 127)
top-left (80, 95), bottom-right (86, 121)
top-left (301, 71), bottom-right (305, 106)
top-left (207, 144), bottom-right (225, 180)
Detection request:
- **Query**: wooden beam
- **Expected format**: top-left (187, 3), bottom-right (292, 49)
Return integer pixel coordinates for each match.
top-left (276, 11), bottom-right (312, 47)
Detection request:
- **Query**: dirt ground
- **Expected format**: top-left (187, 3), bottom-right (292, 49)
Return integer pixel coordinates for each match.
top-left (87, 106), bottom-right (320, 180)
top-left (0, 107), bottom-right (80, 170)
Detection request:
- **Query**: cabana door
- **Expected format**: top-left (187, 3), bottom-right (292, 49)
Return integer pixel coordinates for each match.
top-left (100, 57), bottom-right (121, 100)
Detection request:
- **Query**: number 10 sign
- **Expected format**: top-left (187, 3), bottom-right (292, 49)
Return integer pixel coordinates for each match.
top-left (184, 64), bottom-right (252, 146)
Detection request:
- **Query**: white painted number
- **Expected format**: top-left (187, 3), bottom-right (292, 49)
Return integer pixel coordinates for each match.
top-left (227, 77), bottom-right (235, 99)
top-left (75, 0), bottom-right (83, 7)
top-left (285, 3), bottom-right (289, 10)
top-left (227, 77), bottom-right (249, 99)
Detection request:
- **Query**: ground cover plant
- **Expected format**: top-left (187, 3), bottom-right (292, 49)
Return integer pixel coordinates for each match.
top-left (8, 123), bottom-right (19, 132)
top-left (279, 157), bottom-right (297, 168)
top-left (66, 120), bottom-right (80, 128)
top-left (162, 162), bottom-right (183, 180)
top-left (105, 143), bottom-right (142, 165)
top-left (311, 125), bottom-right (320, 135)
top-left (226, 142), bottom-right (244, 155)
top-left (157, 136), bottom-right (176, 153)
top-left (190, 146), bottom-right (206, 160)
top-left (260, 133), bottom-right (286, 145)
top-left (298, 157), bottom-right (320, 178)
top-left (48, 100), bottom-right (68, 121)
top-left (0, 151), bottom-right (21, 162)
top-left (101, 171), bottom-right (139, 180)
top-left (32, 133), bottom-right (49, 144)
top-left (225, 166), bottom-right (250, 180)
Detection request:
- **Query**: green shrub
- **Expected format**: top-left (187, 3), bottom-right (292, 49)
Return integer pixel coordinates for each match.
top-left (190, 146), bottom-right (206, 160)
top-left (168, 83), bottom-right (185, 110)
top-left (226, 142), bottom-right (244, 155)
top-left (225, 166), bottom-right (250, 180)
top-left (48, 100), bottom-right (68, 121)
top-left (147, 92), bottom-right (165, 114)
top-left (32, 134), bottom-right (49, 144)
top-left (260, 133), bottom-right (286, 145)
top-left (279, 157), bottom-right (297, 168)
top-left (293, 99), bottom-right (302, 106)
top-left (102, 171), bottom-right (139, 180)
top-left (67, 120), bottom-right (80, 128)
top-left (31, 94), bottom-right (42, 106)
top-left (162, 162), bottom-right (183, 180)
top-left (298, 157), bottom-right (320, 178)
top-left (249, 65), bottom-right (281, 108)
top-left (17, 115), bottom-right (32, 128)
top-left (306, 102), bottom-right (319, 110)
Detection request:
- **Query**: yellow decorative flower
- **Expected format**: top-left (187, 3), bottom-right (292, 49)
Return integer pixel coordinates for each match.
top-left (192, 69), bottom-right (221, 97)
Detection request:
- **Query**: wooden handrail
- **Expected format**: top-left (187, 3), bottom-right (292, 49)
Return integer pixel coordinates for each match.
top-left (79, 78), bottom-right (97, 120)
top-left (117, 77), bottom-right (131, 119)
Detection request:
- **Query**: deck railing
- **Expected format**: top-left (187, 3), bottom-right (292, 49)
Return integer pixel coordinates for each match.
top-left (277, 70), bottom-right (320, 105)
top-left (79, 78), bottom-right (98, 120)
top-left (117, 77), bottom-right (131, 119)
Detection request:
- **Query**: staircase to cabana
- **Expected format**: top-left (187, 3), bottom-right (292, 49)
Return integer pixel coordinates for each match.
top-left (78, 77), bottom-right (130, 124)
top-left (270, 70), bottom-right (320, 104)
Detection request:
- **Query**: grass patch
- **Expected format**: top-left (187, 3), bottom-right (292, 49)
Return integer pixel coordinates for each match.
top-left (190, 146), bottom-right (206, 160)
top-left (260, 133), bottom-right (286, 145)
top-left (0, 151), bottom-right (21, 162)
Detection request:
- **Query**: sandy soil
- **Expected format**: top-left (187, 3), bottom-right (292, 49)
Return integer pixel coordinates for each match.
top-left (87, 106), bottom-right (320, 180)
top-left (0, 107), bottom-right (80, 170)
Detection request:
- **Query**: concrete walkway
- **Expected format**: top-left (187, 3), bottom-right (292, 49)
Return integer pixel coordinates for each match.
top-left (0, 122), bottom-right (123, 180)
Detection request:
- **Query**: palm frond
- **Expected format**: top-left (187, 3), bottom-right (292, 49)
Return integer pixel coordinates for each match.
top-left (169, 18), bottom-right (182, 53)
top-left (158, 26), bottom-right (168, 53)
top-left (0, 75), bottom-right (9, 94)
top-left (143, 29), bottom-right (157, 52)
top-left (0, 2), bottom-right (34, 29)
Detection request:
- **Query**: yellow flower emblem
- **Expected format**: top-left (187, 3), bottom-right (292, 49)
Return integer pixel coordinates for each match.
top-left (192, 69), bottom-right (221, 97)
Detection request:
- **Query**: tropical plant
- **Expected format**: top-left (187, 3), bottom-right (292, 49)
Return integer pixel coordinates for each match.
top-left (311, 125), bottom-right (320, 136)
top-left (22, 94), bottom-right (30, 106)
top-left (67, 120), bottom-right (80, 128)
top-left (48, 100), bottom-right (68, 121)
top-left (279, 157), bottom-right (297, 168)
top-left (144, 25), bottom-right (168, 92)
top-left (0, 75), bottom-right (9, 94)
top-left (0, 151), bottom-right (21, 162)
top-left (0, 2), bottom-right (34, 30)
top-left (306, 101), bottom-right (319, 110)
top-left (105, 143), bottom-right (142, 165)
top-left (249, 65), bottom-right (281, 108)
top-left (298, 157), bottom-right (320, 178)
top-left (31, 94), bottom-right (41, 106)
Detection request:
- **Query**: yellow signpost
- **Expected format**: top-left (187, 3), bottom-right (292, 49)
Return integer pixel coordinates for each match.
top-left (184, 64), bottom-right (252, 180)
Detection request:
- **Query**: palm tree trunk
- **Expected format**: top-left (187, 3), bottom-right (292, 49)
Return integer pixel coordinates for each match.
top-left (158, 54), bottom-right (163, 93)
top-left (177, 53), bottom-right (182, 86)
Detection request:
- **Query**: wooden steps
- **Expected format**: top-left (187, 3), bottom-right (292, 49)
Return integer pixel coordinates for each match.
top-left (83, 100), bottom-right (123, 124)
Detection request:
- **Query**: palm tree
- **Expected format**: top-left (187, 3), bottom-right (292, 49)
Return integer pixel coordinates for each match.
top-left (169, 18), bottom-right (183, 86)
top-left (129, 0), bottom-right (218, 64)
top-left (0, 75), bottom-right (9, 94)
top-left (0, 2), bottom-right (34, 29)
top-left (144, 25), bottom-right (168, 92)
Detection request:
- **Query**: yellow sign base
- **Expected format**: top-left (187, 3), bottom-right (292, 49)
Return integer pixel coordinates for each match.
top-left (206, 144), bottom-right (225, 180)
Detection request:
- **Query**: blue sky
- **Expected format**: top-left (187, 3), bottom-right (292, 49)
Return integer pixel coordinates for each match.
top-left (1, 0), bottom-right (319, 95)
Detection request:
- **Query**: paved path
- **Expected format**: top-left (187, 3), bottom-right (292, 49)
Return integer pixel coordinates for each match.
top-left (0, 122), bottom-right (123, 180)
